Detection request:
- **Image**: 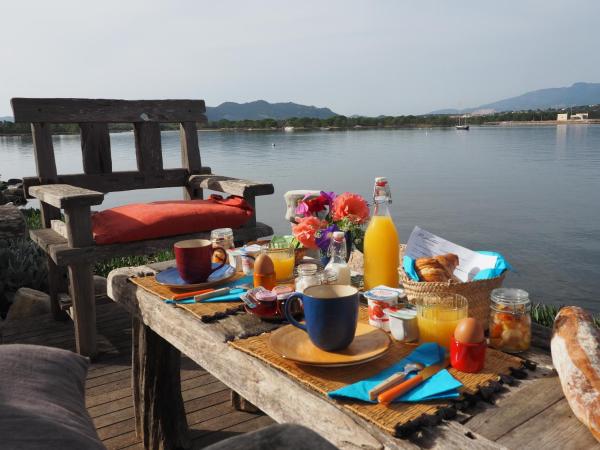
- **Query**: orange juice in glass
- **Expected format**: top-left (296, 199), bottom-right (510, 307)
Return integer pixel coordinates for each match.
top-left (416, 294), bottom-right (468, 349)
top-left (266, 247), bottom-right (295, 282)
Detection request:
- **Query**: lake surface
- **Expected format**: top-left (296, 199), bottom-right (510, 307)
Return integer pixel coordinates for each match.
top-left (2, 125), bottom-right (599, 312)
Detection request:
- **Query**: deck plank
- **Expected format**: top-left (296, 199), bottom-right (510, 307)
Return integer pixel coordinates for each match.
top-left (3, 300), bottom-right (274, 449)
top-left (496, 398), bottom-right (600, 449)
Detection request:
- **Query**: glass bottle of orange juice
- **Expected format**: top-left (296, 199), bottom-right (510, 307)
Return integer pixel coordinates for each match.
top-left (363, 177), bottom-right (399, 290)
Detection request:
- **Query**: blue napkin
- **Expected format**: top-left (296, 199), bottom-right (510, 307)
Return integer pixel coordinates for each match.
top-left (403, 252), bottom-right (511, 281)
top-left (328, 343), bottom-right (462, 403)
top-left (166, 275), bottom-right (254, 304)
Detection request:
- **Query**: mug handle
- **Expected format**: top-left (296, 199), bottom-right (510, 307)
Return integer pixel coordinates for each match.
top-left (284, 293), bottom-right (306, 331)
top-left (210, 246), bottom-right (227, 274)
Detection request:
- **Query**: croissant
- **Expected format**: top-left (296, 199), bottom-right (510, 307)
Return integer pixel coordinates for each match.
top-left (415, 253), bottom-right (459, 282)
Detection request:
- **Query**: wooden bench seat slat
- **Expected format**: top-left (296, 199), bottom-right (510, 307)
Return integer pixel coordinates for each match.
top-left (81, 123), bottom-right (112, 174)
top-left (11, 98), bottom-right (207, 123)
top-left (30, 222), bottom-right (274, 266)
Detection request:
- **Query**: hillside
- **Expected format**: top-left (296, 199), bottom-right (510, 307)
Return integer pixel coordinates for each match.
top-left (206, 100), bottom-right (337, 121)
top-left (432, 82), bottom-right (600, 114)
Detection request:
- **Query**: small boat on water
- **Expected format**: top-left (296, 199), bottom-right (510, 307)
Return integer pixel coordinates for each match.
top-left (456, 115), bottom-right (470, 130)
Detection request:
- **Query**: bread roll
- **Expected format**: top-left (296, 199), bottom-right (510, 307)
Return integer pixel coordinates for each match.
top-left (551, 306), bottom-right (600, 442)
top-left (414, 253), bottom-right (459, 282)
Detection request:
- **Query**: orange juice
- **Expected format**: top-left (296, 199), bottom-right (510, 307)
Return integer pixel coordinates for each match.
top-left (416, 295), bottom-right (468, 349)
top-left (364, 215), bottom-right (399, 290)
top-left (267, 248), bottom-right (295, 282)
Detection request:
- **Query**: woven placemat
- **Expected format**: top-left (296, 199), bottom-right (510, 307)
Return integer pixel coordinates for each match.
top-left (130, 274), bottom-right (246, 322)
top-left (230, 307), bottom-right (523, 435)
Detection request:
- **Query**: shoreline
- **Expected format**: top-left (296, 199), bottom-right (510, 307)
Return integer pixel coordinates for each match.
top-left (1, 121), bottom-right (599, 137)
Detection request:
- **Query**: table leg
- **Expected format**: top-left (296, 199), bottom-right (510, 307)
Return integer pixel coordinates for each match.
top-left (230, 391), bottom-right (260, 413)
top-left (132, 317), bottom-right (190, 449)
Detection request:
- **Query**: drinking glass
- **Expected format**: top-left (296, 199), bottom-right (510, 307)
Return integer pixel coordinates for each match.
top-left (416, 294), bottom-right (468, 349)
top-left (265, 247), bottom-right (295, 282)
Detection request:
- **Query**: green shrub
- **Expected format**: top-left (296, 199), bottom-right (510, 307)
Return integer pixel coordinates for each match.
top-left (94, 250), bottom-right (174, 278)
top-left (0, 238), bottom-right (48, 294)
top-left (531, 303), bottom-right (600, 328)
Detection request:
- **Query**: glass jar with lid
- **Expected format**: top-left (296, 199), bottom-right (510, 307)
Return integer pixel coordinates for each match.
top-left (489, 288), bottom-right (531, 353)
top-left (295, 264), bottom-right (322, 293)
top-left (210, 228), bottom-right (234, 264)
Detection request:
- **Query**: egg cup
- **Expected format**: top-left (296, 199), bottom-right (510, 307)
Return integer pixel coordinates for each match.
top-left (450, 336), bottom-right (487, 373)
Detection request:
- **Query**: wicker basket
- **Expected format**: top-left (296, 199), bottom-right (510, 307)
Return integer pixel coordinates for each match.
top-left (399, 246), bottom-right (505, 326)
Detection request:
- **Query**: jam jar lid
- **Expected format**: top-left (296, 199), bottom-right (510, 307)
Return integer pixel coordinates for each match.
top-left (210, 228), bottom-right (233, 239)
top-left (491, 288), bottom-right (530, 312)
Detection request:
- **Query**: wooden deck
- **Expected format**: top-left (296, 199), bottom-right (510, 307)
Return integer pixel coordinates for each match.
top-left (0, 300), bottom-right (275, 449)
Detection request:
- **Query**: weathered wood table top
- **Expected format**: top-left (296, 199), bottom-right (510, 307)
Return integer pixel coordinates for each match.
top-left (108, 261), bottom-right (600, 450)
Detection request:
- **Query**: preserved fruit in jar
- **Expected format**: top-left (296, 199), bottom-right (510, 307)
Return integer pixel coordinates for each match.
top-left (489, 288), bottom-right (531, 353)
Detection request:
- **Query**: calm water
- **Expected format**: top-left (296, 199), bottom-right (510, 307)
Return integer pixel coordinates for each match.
top-left (2, 126), bottom-right (600, 312)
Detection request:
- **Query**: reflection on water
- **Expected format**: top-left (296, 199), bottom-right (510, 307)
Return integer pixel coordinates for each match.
top-left (2, 126), bottom-right (600, 312)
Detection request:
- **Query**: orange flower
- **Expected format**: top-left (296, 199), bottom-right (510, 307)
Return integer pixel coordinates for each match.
top-left (292, 216), bottom-right (326, 249)
top-left (332, 192), bottom-right (369, 224)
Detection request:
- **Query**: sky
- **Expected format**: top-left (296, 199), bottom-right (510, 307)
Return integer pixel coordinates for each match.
top-left (1, 0), bottom-right (599, 117)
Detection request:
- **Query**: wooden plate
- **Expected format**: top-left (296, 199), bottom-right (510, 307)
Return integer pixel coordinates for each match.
top-left (155, 264), bottom-right (236, 290)
top-left (269, 322), bottom-right (391, 367)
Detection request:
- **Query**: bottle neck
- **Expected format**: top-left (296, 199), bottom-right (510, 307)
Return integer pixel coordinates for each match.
top-left (372, 180), bottom-right (392, 217)
top-left (328, 238), bottom-right (347, 262)
top-left (372, 199), bottom-right (391, 217)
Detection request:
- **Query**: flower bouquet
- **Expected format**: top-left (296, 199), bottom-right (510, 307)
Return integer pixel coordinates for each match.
top-left (291, 191), bottom-right (370, 259)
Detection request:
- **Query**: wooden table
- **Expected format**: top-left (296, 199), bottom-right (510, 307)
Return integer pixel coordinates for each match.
top-left (108, 261), bottom-right (600, 450)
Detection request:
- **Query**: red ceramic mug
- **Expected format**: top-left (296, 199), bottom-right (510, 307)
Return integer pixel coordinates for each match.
top-left (174, 239), bottom-right (227, 284)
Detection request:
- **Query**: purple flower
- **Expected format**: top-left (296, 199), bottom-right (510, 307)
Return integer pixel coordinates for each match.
top-left (320, 191), bottom-right (337, 207)
top-left (315, 223), bottom-right (339, 251)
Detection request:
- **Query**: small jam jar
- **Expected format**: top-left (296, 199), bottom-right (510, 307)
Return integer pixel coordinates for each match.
top-left (210, 228), bottom-right (234, 263)
top-left (489, 288), bottom-right (531, 353)
top-left (295, 264), bottom-right (321, 293)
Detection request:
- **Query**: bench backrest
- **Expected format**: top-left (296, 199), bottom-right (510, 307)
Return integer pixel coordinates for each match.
top-left (11, 98), bottom-right (208, 198)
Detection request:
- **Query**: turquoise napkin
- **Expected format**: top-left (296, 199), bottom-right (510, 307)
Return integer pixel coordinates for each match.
top-left (402, 252), bottom-right (512, 281)
top-left (165, 275), bottom-right (254, 304)
top-left (328, 343), bottom-right (462, 403)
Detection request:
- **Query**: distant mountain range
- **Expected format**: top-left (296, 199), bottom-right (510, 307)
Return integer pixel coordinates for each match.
top-left (431, 82), bottom-right (600, 114)
top-left (0, 116), bottom-right (13, 122)
top-left (206, 100), bottom-right (337, 121)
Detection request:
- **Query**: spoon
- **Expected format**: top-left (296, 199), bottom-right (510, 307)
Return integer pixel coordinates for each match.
top-left (368, 362), bottom-right (425, 401)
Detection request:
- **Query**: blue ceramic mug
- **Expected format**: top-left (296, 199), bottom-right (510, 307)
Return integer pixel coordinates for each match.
top-left (284, 285), bottom-right (359, 351)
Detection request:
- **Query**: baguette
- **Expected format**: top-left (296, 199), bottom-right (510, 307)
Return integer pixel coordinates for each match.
top-left (551, 306), bottom-right (600, 442)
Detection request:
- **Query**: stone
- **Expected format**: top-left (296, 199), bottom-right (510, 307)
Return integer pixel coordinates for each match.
top-left (93, 275), bottom-right (107, 297)
top-left (6, 288), bottom-right (51, 321)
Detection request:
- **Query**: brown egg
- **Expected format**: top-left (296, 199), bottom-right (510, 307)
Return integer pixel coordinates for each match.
top-left (253, 253), bottom-right (275, 275)
top-left (454, 317), bottom-right (485, 344)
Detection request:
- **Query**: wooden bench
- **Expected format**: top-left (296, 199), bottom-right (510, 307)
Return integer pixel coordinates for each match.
top-left (11, 98), bottom-right (274, 358)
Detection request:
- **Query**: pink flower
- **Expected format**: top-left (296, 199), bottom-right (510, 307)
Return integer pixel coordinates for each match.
top-left (292, 216), bottom-right (327, 249)
top-left (332, 192), bottom-right (370, 224)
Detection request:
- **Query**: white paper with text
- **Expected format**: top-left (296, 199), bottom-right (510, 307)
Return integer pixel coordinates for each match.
top-left (405, 226), bottom-right (498, 282)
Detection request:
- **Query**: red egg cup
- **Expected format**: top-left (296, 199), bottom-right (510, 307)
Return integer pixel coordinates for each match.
top-left (450, 336), bottom-right (487, 373)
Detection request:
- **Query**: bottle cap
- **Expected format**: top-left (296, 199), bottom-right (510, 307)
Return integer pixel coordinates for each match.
top-left (375, 177), bottom-right (388, 186)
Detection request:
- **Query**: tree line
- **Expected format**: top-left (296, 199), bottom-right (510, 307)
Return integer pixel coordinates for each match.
top-left (1, 105), bottom-right (598, 135)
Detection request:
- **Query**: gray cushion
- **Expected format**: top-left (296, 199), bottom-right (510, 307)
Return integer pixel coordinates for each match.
top-left (0, 344), bottom-right (105, 449)
top-left (204, 423), bottom-right (338, 450)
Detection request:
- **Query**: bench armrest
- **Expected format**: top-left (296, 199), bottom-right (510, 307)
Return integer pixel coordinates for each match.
top-left (29, 184), bottom-right (104, 209)
top-left (188, 175), bottom-right (274, 198)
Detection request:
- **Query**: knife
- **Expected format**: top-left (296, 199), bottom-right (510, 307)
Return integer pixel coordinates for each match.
top-left (377, 359), bottom-right (450, 404)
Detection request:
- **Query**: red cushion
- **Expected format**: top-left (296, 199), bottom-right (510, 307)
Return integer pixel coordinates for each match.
top-left (91, 195), bottom-right (253, 245)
